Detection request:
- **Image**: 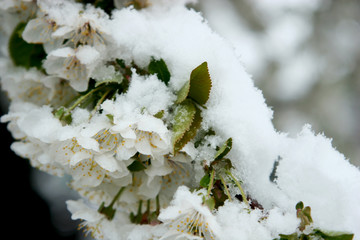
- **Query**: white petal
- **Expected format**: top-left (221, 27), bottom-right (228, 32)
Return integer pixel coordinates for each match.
top-left (68, 72), bottom-right (90, 91)
top-left (77, 136), bottom-right (99, 151)
top-left (70, 152), bottom-right (92, 166)
top-left (139, 176), bottom-right (162, 199)
top-left (150, 134), bottom-right (169, 150)
top-left (71, 160), bottom-right (104, 187)
top-left (72, 208), bottom-right (102, 222)
top-left (172, 153), bottom-right (191, 164)
top-left (10, 141), bottom-right (41, 158)
top-left (37, 152), bottom-right (52, 164)
top-left (40, 76), bottom-right (59, 100)
top-left (135, 138), bottom-right (152, 155)
top-left (22, 18), bottom-right (52, 43)
top-left (116, 144), bottom-right (137, 160)
top-left (137, 115), bottom-right (168, 134)
top-left (48, 47), bottom-right (75, 58)
top-left (145, 163), bottom-right (172, 177)
top-left (43, 38), bottom-right (64, 53)
top-left (43, 55), bottom-right (64, 75)
top-left (52, 25), bottom-right (73, 38)
top-left (95, 154), bottom-right (120, 172)
top-left (124, 139), bottom-right (135, 148)
top-left (66, 200), bottom-right (103, 222)
top-left (119, 127), bottom-right (137, 139)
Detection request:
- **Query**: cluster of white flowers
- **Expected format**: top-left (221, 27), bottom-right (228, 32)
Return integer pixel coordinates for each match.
top-left (1, 0), bottom-right (359, 240)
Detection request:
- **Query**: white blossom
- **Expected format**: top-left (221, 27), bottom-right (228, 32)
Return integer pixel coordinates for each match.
top-left (22, 13), bottom-right (63, 53)
top-left (159, 186), bottom-right (221, 240)
top-left (43, 46), bottom-right (100, 91)
top-left (0, 0), bottom-right (36, 16)
top-left (1, 1), bottom-right (360, 240)
top-left (102, 98), bottom-right (171, 160)
top-left (49, 4), bottom-right (110, 50)
top-left (66, 199), bottom-right (112, 239)
top-left (114, 115), bottom-right (170, 160)
top-left (0, 59), bottom-right (77, 105)
top-left (51, 117), bottom-right (132, 187)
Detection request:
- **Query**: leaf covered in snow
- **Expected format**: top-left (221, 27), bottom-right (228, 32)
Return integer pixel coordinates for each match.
top-left (172, 99), bottom-right (196, 153)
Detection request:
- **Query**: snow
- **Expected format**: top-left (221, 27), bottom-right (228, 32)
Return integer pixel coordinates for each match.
top-left (125, 72), bottom-right (175, 115)
top-left (1, 1), bottom-right (360, 239)
top-left (216, 202), bottom-right (273, 239)
top-left (277, 126), bottom-right (360, 233)
top-left (106, 3), bottom-right (360, 238)
top-left (76, 45), bottom-right (100, 65)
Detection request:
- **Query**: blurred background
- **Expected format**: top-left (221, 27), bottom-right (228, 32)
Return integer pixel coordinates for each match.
top-left (198, 0), bottom-right (360, 167)
top-left (1, 0), bottom-right (360, 239)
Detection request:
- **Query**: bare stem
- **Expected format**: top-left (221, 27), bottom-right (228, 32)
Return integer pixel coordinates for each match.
top-left (226, 170), bottom-right (249, 206)
top-left (90, 88), bottom-right (112, 119)
top-left (68, 87), bottom-right (99, 112)
top-left (155, 195), bottom-right (160, 215)
top-left (220, 175), bottom-right (232, 201)
top-left (207, 169), bottom-right (215, 197)
top-left (98, 186), bottom-right (126, 220)
top-left (110, 187), bottom-right (126, 207)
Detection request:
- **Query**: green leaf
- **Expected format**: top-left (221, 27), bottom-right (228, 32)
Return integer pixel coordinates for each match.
top-left (313, 230), bottom-right (354, 240)
top-left (296, 203), bottom-right (313, 232)
top-left (106, 114), bottom-right (114, 123)
top-left (154, 110), bottom-right (164, 119)
top-left (188, 62), bottom-right (212, 106)
top-left (9, 22), bottom-right (46, 70)
top-left (176, 80), bottom-right (190, 104)
top-left (127, 160), bottom-right (147, 172)
top-left (278, 233), bottom-right (298, 240)
top-left (148, 58), bottom-right (171, 86)
top-left (54, 107), bottom-right (66, 119)
top-left (53, 106), bottom-right (72, 124)
top-left (210, 158), bottom-right (233, 171)
top-left (204, 197), bottom-right (215, 211)
top-left (62, 114), bottom-right (72, 124)
top-left (172, 99), bottom-right (196, 149)
top-left (302, 206), bottom-right (313, 223)
top-left (173, 104), bottom-right (202, 154)
top-left (214, 138), bottom-right (232, 160)
top-left (200, 174), bottom-right (210, 188)
top-left (296, 201), bottom-right (304, 210)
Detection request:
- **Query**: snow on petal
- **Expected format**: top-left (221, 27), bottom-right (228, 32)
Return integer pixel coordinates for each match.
top-left (76, 45), bottom-right (100, 65)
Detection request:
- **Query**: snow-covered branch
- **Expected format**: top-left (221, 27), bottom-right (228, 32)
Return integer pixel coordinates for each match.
top-left (0, 1), bottom-right (359, 239)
